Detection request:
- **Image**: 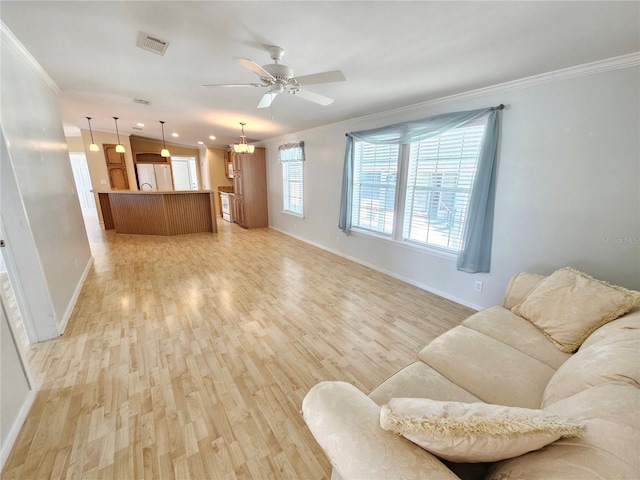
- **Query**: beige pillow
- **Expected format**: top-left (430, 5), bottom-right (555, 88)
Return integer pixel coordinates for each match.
top-left (379, 398), bottom-right (584, 463)
top-left (511, 267), bottom-right (639, 353)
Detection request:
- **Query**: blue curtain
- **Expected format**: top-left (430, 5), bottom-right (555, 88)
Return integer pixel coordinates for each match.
top-left (339, 105), bottom-right (502, 273)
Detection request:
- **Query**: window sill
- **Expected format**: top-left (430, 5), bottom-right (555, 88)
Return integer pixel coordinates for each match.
top-left (349, 228), bottom-right (458, 261)
top-left (282, 210), bottom-right (304, 219)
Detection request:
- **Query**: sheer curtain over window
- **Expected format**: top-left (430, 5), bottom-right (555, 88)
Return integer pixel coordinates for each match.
top-left (279, 142), bottom-right (305, 216)
top-left (339, 106), bottom-right (503, 273)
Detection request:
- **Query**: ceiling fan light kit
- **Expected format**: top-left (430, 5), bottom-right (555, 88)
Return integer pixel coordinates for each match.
top-left (202, 45), bottom-right (346, 110)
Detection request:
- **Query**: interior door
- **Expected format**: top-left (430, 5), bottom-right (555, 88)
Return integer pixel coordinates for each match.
top-left (69, 153), bottom-right (97, 211)
top-left (104, 144), bottom-right (129, 190)
top-left (171, 158), bottom-right (192, 190)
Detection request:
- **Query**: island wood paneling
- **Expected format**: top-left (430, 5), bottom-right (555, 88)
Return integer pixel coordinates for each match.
top-left (97, 193), bottom-right (115, 229)
top-left (97, 191), bottom-right (217, 235)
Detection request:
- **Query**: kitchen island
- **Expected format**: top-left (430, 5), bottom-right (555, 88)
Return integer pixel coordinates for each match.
top-left (94, 190), bottom-right (218, 235)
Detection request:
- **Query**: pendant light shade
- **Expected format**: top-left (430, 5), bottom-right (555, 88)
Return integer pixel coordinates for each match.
top-left (113, 117), bottom-right (125, 153)
top-left (233, 122), bottom-right (255, 155)
top-left (159, 121), bottom-right (171, 157)
top-left (86, 117), bottom-right (99, 152)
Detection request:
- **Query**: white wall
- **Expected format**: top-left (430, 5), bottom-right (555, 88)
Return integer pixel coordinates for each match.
top-left (1, 28), bottom-right (92, 332)
top-left (264, 61), bottom-right (640, 309)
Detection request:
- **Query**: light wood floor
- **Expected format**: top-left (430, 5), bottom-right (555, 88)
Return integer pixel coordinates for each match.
top-left (2, 217), bottom-right (473, 479)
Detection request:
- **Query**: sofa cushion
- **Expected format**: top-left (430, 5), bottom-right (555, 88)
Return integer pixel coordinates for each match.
top-left (379, 398), bottom-right (583, 463)
top-left (368, 361), bottom-right (481, 406)
top-left (488, 383), bottom-right (640, 480)
top-left (511, 267), bottom-right (640, 353)
top-left (542, 314), bottom-right (640, 407)
top-left (502, 272), bottom-right (545, 310)
top-left (302, 381), bottom-right (460, 480)
top-left (579, 307), bottom-right (640, 350)
top-left (462, 306), bottom-right (570, 369)
top-left (418, 326), bottom-right (556, 408)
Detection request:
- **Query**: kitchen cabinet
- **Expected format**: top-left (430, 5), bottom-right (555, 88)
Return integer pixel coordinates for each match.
top-left (229, 147), bottom-right (267, 228)
top-left (104, 144), bottom-right (130, 190)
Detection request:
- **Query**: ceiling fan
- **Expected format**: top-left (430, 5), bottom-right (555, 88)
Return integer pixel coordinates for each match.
top-left (201, 46), bottom-right (346, 108)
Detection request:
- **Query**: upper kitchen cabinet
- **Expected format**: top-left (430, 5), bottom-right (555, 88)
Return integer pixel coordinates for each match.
top-left (230, 147), bottom-right (267, 229)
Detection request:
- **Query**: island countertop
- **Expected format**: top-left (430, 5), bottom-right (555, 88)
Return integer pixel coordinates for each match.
top-left (94, 190), bottom-right (218, 235)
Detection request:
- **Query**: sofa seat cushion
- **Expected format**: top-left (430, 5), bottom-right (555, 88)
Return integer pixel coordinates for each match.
top-left (542, 314), bottom-right (640, 407)
top-left (418, 326), bottom-right (556, 408)
top-left (380, 398), bottom-right (584, 463)
top-left (488, 383), bottom-right (640, 479)
top-left (462, 306), bottom-right (571, 369)
top-left (369, 361), bottom-right (481, 406)
top-left (511, 267), bottom-right (640, 353)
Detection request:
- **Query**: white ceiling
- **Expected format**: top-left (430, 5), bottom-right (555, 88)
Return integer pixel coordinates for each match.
top-left (2, 1), bottom-right (639, 149)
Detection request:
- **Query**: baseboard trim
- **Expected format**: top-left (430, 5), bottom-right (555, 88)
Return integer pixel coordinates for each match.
top-left (57, 256), bottom-right (93, 334)
top-left (0, 389), bottom-right (36, 471)
top-left (269, 226), bottom-right (482, 311)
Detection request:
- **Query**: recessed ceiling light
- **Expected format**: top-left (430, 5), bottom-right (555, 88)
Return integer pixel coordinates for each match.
top-left (209, 135), bottom-right (216, 140)
top-left (172, 133), bottom-right (179, 137)
top-left (136, 123), bottom-right (145, 127)
top-left (197, 141), bottom-right (204, 145)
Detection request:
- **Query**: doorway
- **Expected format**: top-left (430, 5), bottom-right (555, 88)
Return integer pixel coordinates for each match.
top-left (171, 156), bottom-right (199, 190)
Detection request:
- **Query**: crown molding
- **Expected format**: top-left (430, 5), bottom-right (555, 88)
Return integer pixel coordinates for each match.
top-left (267, 52), bottom-right (640, 142)
top-left (358, 52), bottom-right (640, 125)
top-left (1, 21), bottom-right (61, 94)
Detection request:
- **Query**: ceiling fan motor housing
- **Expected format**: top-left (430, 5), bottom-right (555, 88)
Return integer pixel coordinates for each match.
top-left (262, 63), bottom-right (294, 84)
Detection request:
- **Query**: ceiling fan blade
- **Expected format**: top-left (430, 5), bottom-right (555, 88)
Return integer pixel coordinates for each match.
top-left (236, 58), bottom-right (275, 80)
top-left (294, 70), bottom-right (346, 86)
top-left (257, 91), bottom-right (279, 109)
top-left (200, 83), bottom-right (264, 87)
top-left (290, 88), bottom-right (334, 106)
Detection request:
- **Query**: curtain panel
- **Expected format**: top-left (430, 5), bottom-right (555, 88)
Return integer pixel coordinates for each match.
top-left (339, 106), bottom-right (503, 273)
top-left (279, 141), bottom-right (305, 162)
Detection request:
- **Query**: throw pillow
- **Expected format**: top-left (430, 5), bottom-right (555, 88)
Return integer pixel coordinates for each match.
top-left (379, 398), bottom-right (584, 463)
top-left (511, 267), bottom-right (640, 353)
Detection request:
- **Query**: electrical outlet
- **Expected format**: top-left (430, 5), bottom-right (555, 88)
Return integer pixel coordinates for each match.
top-left (474, 281), bottom-right (484, 292)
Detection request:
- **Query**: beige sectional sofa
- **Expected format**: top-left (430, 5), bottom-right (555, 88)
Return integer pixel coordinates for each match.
top-left (302, 270), bottom-right (640, 479)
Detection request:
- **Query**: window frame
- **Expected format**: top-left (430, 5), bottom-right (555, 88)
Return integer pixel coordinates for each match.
top-left (349, 118), bottom-right (487, 255)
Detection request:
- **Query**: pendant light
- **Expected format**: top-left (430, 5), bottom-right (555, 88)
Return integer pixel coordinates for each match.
top-left (233, 122), bottom-right (255, 155)
top-left (85, 117), bottom-right (99, 152)
top-left (112, 116), bottom-right (125, 153)
top-left (159, 121), bottom-right (171, 157)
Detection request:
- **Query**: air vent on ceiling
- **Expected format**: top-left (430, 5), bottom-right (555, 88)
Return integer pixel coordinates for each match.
top-left (136, 32), bottom-right (170, 56)
top-left (133, 98), bottom-right (151, 105)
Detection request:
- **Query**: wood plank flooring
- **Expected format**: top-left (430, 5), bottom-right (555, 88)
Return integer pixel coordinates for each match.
top-left (2, 217), bottom-right (473, 479)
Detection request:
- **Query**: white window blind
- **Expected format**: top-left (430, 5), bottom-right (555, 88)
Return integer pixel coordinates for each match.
top-left (282, 161), bottom-right (303, 215)
top-left (280, 142), bottom-right (305, 216)
top-left (403, 124), bottom-right (485, 251)
top-left (352, 141), bottom-right (399, 235)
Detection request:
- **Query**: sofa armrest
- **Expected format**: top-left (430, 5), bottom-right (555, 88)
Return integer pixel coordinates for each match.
top-left (302, 381), bottom-right (459, 480)
top-left (502, 272), bottom-right (545, 310)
